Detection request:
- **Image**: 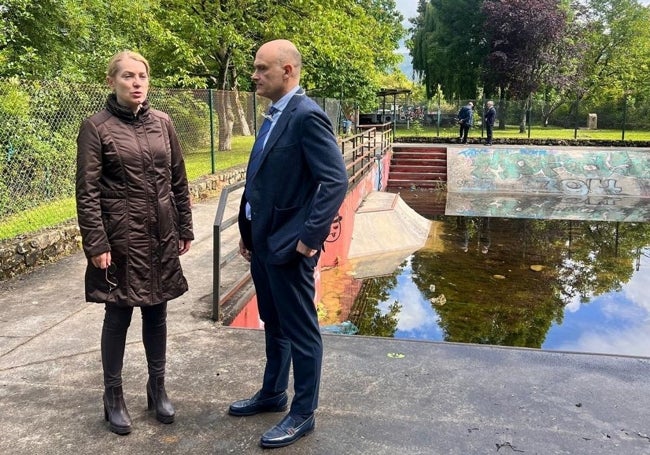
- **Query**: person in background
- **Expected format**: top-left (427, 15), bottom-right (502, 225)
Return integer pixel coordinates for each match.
top-left (232, 39), bottom-right (348, 449)
top-left (484, 100), bottom-right (496, 146)
top-left (457, 101), bottom-right (474, 144)
top-left (76, 50), bottom-right (193, 435)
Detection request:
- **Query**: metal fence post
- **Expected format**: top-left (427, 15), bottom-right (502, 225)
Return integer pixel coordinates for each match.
top-left (208, 89), bottom-right (215, 174)
top-left (622, 94), bottom-right (628, 141)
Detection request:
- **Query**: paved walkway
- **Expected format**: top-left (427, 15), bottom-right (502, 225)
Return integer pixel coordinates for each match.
top-left (2, 195), bottom-right (650, 454)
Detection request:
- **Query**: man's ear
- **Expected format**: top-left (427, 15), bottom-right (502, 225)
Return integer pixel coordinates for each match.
top-left (282, 64), bottom-right (293, 79)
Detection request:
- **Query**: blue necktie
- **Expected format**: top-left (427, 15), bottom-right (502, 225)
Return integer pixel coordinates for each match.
top-left (245, 107), bottom-right (278, 197)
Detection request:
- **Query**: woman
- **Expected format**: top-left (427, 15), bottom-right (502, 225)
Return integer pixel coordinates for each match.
top-left (76, 50), bottom-right (193, 435)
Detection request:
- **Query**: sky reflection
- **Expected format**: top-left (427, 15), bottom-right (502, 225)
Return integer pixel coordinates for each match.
top-left (373, 248), bottom-right (650, 358)
top-left (543, 252), bottom-right (650, 357)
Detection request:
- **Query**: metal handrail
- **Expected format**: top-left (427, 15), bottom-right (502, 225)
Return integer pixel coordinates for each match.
top-left (212, 180), bottom-right (245, 321)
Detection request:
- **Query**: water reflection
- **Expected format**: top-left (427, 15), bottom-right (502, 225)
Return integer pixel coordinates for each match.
top-left (344, 215), bottom-right (650, 357)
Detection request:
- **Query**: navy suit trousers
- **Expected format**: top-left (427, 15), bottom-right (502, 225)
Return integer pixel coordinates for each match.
top-left (250, 251), bottom-right (322, 415)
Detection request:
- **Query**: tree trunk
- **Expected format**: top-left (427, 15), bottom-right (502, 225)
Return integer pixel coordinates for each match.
top-left (232, 89), bottom-right (251, 136)
top-left (218, 91), bottom-right (234, 151)
top-left (230, 67), bottom-right (251, 137)
top-left (518, 98), bottom-right (529, 134)
top-left (214, 55), bottom-right (233, 151)
top-left (498, 91), bottom-right (506, 130)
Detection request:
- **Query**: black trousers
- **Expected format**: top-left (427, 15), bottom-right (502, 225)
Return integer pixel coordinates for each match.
top-left (486, 123), bottom-right (494, 143)
top-left (459, 123), bottom-right (470, 143)
top-left (101, 302), bottom-right (168, 388)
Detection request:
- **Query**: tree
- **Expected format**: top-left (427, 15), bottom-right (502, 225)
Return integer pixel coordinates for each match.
top-left (565, 0), bottom-right (650, 125)
top-left (0, 0), bottom-right (85, 79)
top-left (411, 0), bottom-right (485, 101)
top-left (142, 0), bottom-right (404, 149)
top-left (1, 0), bottom-right (405, 149)
top-left (481, 0), bottom-right (570, 132)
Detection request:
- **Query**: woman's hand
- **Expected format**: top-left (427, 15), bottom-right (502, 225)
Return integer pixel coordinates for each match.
top-left (91, 251), bottom-right (112, 269)
top-left (179, 239), bottom-right (192, 255)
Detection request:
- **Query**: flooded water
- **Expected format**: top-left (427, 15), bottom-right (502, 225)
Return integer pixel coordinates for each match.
top-left (334, 191), bottom-right (650, 357)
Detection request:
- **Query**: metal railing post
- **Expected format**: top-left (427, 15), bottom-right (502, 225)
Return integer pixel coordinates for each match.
top-left (208, 89), bottom-right (216, 174)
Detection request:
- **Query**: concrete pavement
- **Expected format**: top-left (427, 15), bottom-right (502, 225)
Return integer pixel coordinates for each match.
top-left (2, 194), bottom-right (650, 454)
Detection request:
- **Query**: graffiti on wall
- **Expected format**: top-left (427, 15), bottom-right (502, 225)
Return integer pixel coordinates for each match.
top-left (446, 148), bottom-right (650, 222)
top-left (448, 148), bottom-right (650, 197)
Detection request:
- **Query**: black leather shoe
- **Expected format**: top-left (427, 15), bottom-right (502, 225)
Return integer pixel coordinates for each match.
top-left (260, 413), bottom-right (315, 448)
top-left (228, 390), bottom-right (288, 416)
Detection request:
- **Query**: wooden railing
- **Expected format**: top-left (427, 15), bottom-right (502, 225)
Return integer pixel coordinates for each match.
top-left (342, 122), bottom-right (393, 186)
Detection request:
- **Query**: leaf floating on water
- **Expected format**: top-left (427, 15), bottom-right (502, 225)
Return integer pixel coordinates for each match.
top-left (530, 265), bottom-right (544, 272)
top-left (387, 352), bottom-right (405, 359)
top-left (493, 274), bottom-right (506, 280)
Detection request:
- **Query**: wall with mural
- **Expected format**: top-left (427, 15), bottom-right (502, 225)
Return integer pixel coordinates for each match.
top-left (446, 148), bottom-right (650, 222)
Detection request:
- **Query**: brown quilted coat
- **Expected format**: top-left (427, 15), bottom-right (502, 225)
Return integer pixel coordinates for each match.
top-left (75, 95), bottom-right (194, 306)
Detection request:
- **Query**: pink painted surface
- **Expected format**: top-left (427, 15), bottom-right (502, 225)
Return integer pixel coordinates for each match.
top-left (229, 151), bottom-right (392, 329)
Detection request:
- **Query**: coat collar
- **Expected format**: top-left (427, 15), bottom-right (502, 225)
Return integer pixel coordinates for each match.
top-left (106, 93), bottom-right (150, 124)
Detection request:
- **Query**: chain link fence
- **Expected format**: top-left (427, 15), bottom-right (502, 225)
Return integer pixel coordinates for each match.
top-left (379, 95), bottom-right (650, 141)
top-left (0, 79), bottom-right (343, 241)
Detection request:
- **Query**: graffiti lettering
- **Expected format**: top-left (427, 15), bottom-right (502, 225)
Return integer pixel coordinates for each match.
top-left (560, 178), bottom-right (622, 196)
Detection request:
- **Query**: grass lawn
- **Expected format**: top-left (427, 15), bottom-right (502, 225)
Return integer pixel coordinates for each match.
top-left (184, 135), bottom-right (254, 180)
top-left (395, 124), bottom-right (650, 141)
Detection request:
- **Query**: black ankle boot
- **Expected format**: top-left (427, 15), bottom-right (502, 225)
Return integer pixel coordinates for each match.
top-left (103, 385), bottom-right (132, 435)
top-left (147, 376), bottom-right (175, 424)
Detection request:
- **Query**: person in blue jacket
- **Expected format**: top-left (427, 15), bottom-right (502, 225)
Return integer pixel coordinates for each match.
top-left (232, 39), bottom-right (348, 449)
top-left (457, 101), bottom-right (474, 143)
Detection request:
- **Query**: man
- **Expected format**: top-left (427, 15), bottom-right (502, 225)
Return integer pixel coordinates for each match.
top-left (232, 39), bottom-right (348, 449)
top-left (457, 101), bottom-right (474, 144)
top-left (484, 100), bottom-right (496, 146)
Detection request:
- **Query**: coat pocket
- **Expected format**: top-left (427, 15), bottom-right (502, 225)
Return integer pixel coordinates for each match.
top-left (100, 198), bottom-right (127, 247)
top-left (266, 205), bottom-right (304, 265)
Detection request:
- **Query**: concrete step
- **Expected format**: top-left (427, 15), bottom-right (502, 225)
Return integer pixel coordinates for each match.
top-left (389, 171), bottom-right (447, 179)
top-left (390, 164), bottom-right (447, 173)
top-left (390, 159), bottom-right (447, 167)
top-left (388, 145), bottom-right (449, 190)
top-left (391, 151), bottom-right (447, 160)
top-left (392, 146), bottom-right (447, 153)
top-left (386, 178), bottom-right (447, 189)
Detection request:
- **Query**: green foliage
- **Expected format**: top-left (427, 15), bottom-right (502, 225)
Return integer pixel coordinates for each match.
top-left (150, 89), bottom-right (212, 150)
top-left (0, 79), bottom-right (77, 219)
top-left (411, 0), bottom-right (485, 100)
top-left (410, 120), bottom-right (424, 136)
top-left (411, 0), bottom-right (650, 126)
top-left (1, 0), bottom-right (406, 100)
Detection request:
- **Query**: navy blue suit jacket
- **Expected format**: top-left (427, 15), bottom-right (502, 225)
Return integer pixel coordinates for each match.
top-left (239, 89), bottom-right (348, 265)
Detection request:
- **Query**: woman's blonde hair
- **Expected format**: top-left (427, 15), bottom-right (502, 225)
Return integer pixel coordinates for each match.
top-left (106, 50), bottom-right (150, 78)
